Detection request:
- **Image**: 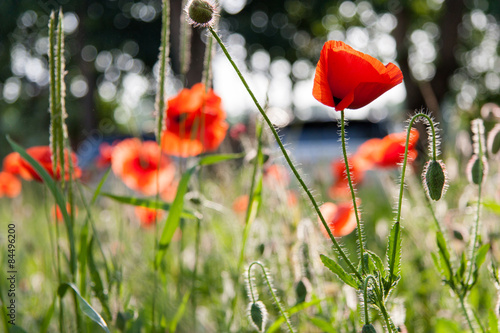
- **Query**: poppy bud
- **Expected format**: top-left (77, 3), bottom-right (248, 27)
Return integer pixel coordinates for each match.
top-left (487, 124), bottom-right (500, 159)
top-left (423, 159), bottom-right (446, 201)
top-left (185, 0), bottom-right (217, 28)
top-left (362, 323), bottom-right (377, 333)
top-left (466, 155), bottom-right (488, 185)
top-left (249, 301), bottom-right (268, 332)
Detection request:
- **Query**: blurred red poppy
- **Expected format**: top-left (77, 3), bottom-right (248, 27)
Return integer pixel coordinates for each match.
top-left (161, 83), bottom-right (228, 157)
top-left (0, 172), bottom-right (22, 198)
top-left (318, 201), bottom-right (357, 237)
top-left (134, 206), bottom-right (164, 227)
top-left (111, 138), bottom-right (176, 196)
top-left (328, 158), bottom-right (367, 199)
top-left (51, 203), bottom-right (78, 222)
top-left (264, 164), bottom-right (290, 187)
top-left (95, 142), bottom-right (114, 168)
top-left (369, 128), bottom-right (419, 168)
top-left (3, 146), bottom-right (81, 182)
top-left (313, 40), bottom-right (403, 111)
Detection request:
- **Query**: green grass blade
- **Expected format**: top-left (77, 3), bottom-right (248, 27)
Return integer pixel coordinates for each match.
top-left (40, 294), bottom-right (56, 333)
top-left (169, 291), bottom-right (191, 332)
top-left (154, 166), bottom-right (196, 268)
top-left (58, 282), bottom-right (110, 333)
top-left (7, 136), bottom-right (76, 275)
top-left (198, 153), bottom-right (244, 166)
top-left (320, 254), bottom-right (358, 289)
top-left (267, 298), bottom-right (323, 333)
top-left (100, 192), bottom-right (199, 219)
top-left (87, 238), bottom-right (112, 320)
top-left (91, 168), bottom-right (111, 204)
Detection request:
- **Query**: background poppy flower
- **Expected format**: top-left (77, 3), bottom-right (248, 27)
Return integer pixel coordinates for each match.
top-left (328, 158), bottom-right (367, 199)
top-left (371, 128), bottom-right (419, 168)
top-left (95, 142), bottom-right (115, 168)
top-left (161, 83), bottom-right (229, 157)
top-left (111, 138), bottom-right (176, 196)
top-left (313, 40), bottom-right (403, 111)
top-left (0, 172), bottom-right (22, 198)
top-left (232, 194), bottom-right (249, 213)
top-left (3, 146), bottom-right (81, 182)
top-left (318, 201), bottom-right (358, 237)
top-left (51, 203), bottom-right (78, 223)
top-left (134, 206), bottom-right (164, 227)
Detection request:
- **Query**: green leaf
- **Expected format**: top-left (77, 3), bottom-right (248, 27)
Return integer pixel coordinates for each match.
top-left (169, 291), bottom-right (190, 332)
top-left (436, 231), bottom-right (454, 284)
top-left (488, 309), bottom-right (499, 333)
top-left (320, 254), bottom-right (358, 289)
top-left (385, 221), bottom-right (402, 292)
top-left (267, 298), bottom-right (323, 333)
top-left (457, 251), bottom-right (467, 284)
top-left (308, 317), bottom-right (336, 333)
top-left (91, 167), bottom-right (111, 204)
top-left (100, 192), bottom-right (199, 219)
top-left (87, 238), bottom-right (111, 319)
top-left (365, 250), bottom-right (385, 277)
top-left (198, 153), bottom-right (244, 166)
top-left (58, 282), bottom-right (110, 333)
top-left (155, 166), bottom-right (197, 268)
top-left (471, 243), bottom-right (490, 288)
top-left (7, 136), bottom-right (77, 274)
top-left (483, 199), bottom-right (500, 215)
top-left (40, 294), bottom-right (56, 333)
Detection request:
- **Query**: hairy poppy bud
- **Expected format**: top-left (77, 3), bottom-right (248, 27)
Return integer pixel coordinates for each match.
top-left (487, 124), bottom-right (500, 159)
top-left (249, 301), bottom-right (268, 332)
top-left (362, 323), bottom-right (377, 333)
top-left (467, 155), bottom-right (488, 185)
top-left (185, 0), bottom-right (217, 28)
top-left (423, 159), bottom-right (446, 201)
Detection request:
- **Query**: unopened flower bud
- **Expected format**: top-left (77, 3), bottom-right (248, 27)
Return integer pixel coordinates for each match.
top-left (467, 155), bottom-right (488, 185)
top-left (362, 323), bottom-right (377, 333)
top-left (185, 0), bottom-right (217, 28)
top-left (249, 301), bottom-right (268, 332)
top-left (487, 124), bottom-right (500, 159)
top-left (423, 159), bottom-right (447, 201)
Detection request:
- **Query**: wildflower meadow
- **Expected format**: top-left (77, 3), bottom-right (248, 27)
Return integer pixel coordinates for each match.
top-left (1, 0), bottom-right (500, 332)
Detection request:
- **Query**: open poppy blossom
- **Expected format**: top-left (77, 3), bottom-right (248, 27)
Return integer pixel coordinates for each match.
top-left (134, 206), bottom-right (165, 227)
top-left (313, 40), bottom-right (403, 111)
top-left (369, 128), bottom-right (419, 168)
top-left (95, 142), bottom-right (115, 168)
top-left (3, 146), bottom-right (81, 182)
top-left (111, 138), bottom-right (176, 196)
top-left (0, 172), bottom-right (22, 198)
top-left (318, 201), bottom-right (358, 237)
top-left (161, 83), bottom-right (229, 157)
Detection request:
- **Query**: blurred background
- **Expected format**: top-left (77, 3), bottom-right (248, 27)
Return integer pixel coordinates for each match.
top-left (1, 0), bottom-right (500, 164)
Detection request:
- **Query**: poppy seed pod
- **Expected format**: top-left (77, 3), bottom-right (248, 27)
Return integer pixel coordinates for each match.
top-left (466, 155), bottom-right (488, 185)
top-left (487, 124), bottom-right (500, 159)
top-left (249, 301), bottom-right (268, 333)
top-left (362, 324), bottom-right (377, 333)
top-left (185, 0), bottom-right (217, 28)
top-left (423, 159), bottom-right (447, 201)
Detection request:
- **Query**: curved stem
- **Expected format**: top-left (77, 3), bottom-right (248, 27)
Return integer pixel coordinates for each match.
top-left (377, 301), bottom-right (398, 333)
top-left (340, 110), bottom-right (365, 272)
top-left (458, 295), bottom-right (476, 333)
top-left (389, 113), bottom-right (436, 287)
top-left (248, 262), bottom-right (295, 333)
top-left (209, 26), bottom-right (361, 282)
top-left (363, 275), bottom-right (377, 325)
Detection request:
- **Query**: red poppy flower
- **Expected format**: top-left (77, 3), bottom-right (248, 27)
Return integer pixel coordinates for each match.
top-left (313, 40), bottom-right (403, 111)
top-left (369, 128), bottom-right (419, 168)
top-left (111, 138), bottom-right (176, 196)
top-left (0, 172), bottom-right (22, 198)
top-left (318, 201), bottom-right (358, 237)
top-left (328, 157), bottom-right (367, 199)
top-left (161, 83), bottom-right (229, 157)
top-left (3, 146), bottom-right (81, 182)
top-left (264, 164), bottom-right (290, 187)
top-left (51, 203), bottom-right (78, 223)
top-left (232, 194), bottom-right (249, 213)
top-left (134, 206), bottom-right (164, 227)
top-left (95, 142), bottom-right (114, 168)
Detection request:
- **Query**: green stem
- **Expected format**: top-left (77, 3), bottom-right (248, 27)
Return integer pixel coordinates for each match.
top-left (363, 275), bottom-right (377, 325)
top-left (389, 113), bottom-right (436, 288)
top-left (248, 262), bottom-right (295, 333)
top-left (377, 301), bottom-right (397, 333)
top-left (192, 218), bottom-right (201, 332)
top-left (458, 295), bottom-right (476, 333)
top-left (209, 26), bottom-right (361, 282)
top-left (340, 110), bottom-right (365, 272)
top-left (155, 0), bottom-right (170, 143)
